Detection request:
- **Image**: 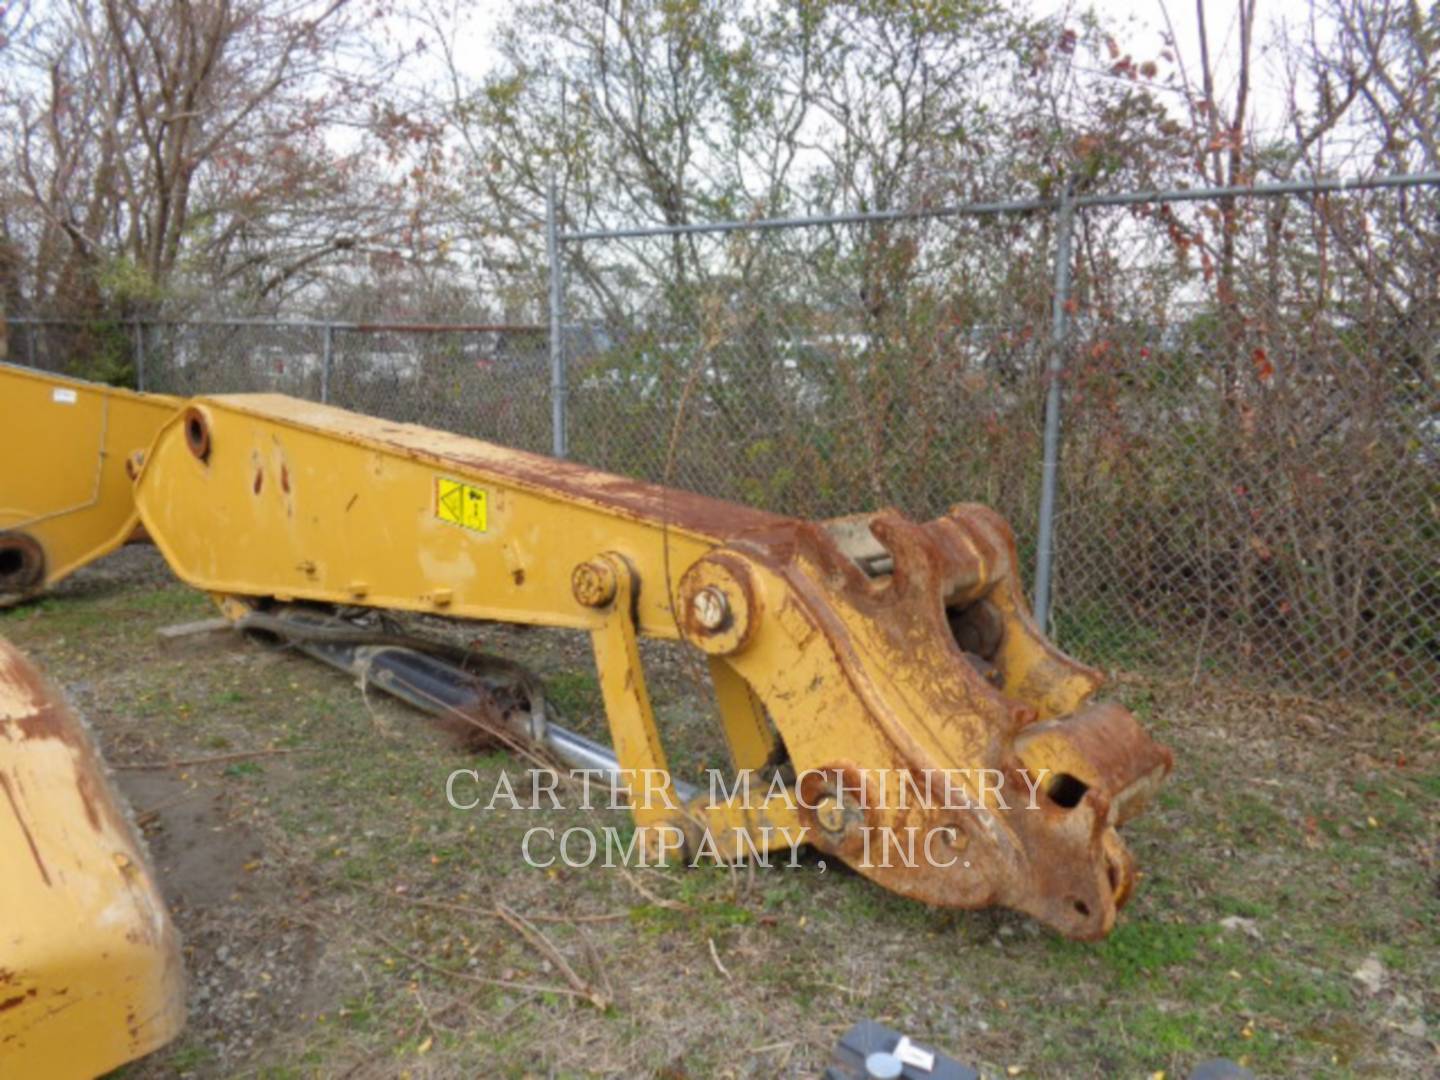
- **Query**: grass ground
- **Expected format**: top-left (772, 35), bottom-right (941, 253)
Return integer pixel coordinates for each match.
top-left (2, 548), bottom-right (1435, 1079)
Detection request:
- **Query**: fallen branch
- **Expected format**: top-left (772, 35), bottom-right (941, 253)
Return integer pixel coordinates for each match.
top-left (370, 931), bottom-right (589, 1002)
top-left (577, 926), bottom-right (615, 1006)
top-left (111, 747), bottom-right (305, 770)
top-left (359, 882), bottom-right (630, 925)
top-left (495, 902), bottom-right (610, 1010)
top-left (134, 785), bottom-right (204, 827)
top-left (707, 936), bottom-right (731, 980)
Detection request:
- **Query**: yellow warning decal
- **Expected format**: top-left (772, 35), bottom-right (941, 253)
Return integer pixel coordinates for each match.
top-left (436, 477), bottom-right (488, 532)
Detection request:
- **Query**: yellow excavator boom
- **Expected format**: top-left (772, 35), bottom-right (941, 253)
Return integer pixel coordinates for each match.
top-left (0, 364), bottom-right (1171, 965)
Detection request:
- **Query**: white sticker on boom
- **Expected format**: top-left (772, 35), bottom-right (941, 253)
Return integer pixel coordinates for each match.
top-left (52, 387), bottom-right (78, 404)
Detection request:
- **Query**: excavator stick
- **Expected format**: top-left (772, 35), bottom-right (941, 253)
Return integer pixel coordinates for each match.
top-left (0, 367), bottom-right (1172, 940)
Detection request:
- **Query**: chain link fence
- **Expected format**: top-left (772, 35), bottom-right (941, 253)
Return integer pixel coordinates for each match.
top-left (1046, 188), bottom-right (1436, 707)
top-left (558, 211), bottom-right (1055, 529)
top-left (6, 317), bottom-right (554, 455)
top-left (554, 177), bottom-right (1439, 708)
top-left (3, 174), bottom-right (1436, 707)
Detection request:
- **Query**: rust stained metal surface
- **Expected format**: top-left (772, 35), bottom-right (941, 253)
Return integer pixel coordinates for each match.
top-left (0, 637), bottom-right (184, 1075)
top-left (201, 393), bottom-right (789, 543)
top-left (127, 390), bottom-right (1172, 938)
top-left (698, 503), bottom-right (1173, 938)
top-left (131, 394), bottom-right (780, 640)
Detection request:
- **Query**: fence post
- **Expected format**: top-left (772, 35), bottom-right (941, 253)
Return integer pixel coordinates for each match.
top-left (1031, 186), bottom-right (1076, 631)
top-left (547, 172), bottom-right (568, 459)
top-left (321, 323), bottom-right (334, 404)
top-left (133, 318), bottom-right (146, 392)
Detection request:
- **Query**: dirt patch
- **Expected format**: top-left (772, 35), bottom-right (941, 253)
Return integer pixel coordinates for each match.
top-left (121, 770), bottom-right (261, 908)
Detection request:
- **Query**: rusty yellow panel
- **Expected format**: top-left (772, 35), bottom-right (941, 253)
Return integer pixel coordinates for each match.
top-left (132, 394), bottom-right (761, 635)
top-left (0, 636), bottom-right (184, 1076)
top-left (0, 364), bottom-right (179, 601)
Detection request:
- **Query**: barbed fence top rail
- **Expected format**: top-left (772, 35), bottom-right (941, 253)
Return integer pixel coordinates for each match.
top-left (558, 170), bottom-right (1440, 242)
top-left (6, 316), bottom-right (544, 333)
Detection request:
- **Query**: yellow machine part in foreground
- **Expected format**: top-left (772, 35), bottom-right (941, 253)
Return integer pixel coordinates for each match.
top-left (0, 636), bottom-right (185, 1076)
top-left (0, 362), bottom-right (177, 604)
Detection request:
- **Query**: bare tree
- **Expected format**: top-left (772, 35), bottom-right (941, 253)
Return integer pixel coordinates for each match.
top-left (0, 0), bottom-right (426, 319)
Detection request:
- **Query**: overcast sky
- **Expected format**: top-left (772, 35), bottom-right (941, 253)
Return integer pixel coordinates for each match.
top-left (1084, 0), bottom-right (1306, 140)
top-left (432, 0), bottom-right (1312, 143)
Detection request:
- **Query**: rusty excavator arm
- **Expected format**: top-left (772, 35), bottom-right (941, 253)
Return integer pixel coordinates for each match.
top-left (1, 363), bottom-right (1172, 966)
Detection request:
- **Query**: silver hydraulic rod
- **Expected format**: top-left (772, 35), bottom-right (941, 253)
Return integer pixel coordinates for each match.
top-left (283, 634), bottom-right (699, 803)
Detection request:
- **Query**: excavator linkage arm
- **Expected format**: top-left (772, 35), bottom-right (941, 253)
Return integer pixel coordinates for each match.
top-left (1, 365), bottom-right (1171, 940)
